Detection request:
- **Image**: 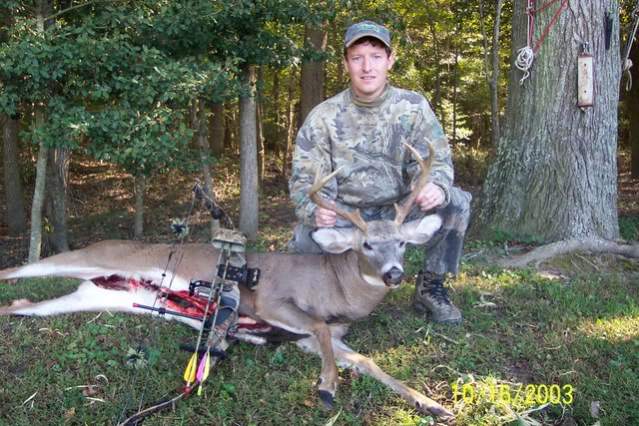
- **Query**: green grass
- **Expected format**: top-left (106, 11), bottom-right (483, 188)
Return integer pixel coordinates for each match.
top-left (619, 215), bottom-right (639, 241)
top-left (0, 244), bottom-right (637, 425)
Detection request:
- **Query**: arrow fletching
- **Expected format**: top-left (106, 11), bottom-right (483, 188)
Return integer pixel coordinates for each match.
top-left (196, 352), bottom-right (211, 396)
top-left (196, 353), bottom-right (211, 382)
top-left (183, 353), bottom-right (198, 384)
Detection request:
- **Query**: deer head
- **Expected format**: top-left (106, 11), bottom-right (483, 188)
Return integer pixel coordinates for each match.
top-left (309, 143), bottom-right (442, 288)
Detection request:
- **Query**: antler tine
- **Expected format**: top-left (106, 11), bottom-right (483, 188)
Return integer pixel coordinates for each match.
top-left (309, 167), bottom-right (368, 233)
top-left (394, 143), bottom-right (435, 225)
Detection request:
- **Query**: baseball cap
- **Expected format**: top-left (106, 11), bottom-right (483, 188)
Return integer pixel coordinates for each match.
top-left (344, 21), bottom-right (391, 49)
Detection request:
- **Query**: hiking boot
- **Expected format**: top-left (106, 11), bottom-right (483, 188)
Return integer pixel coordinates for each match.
top-left (413, 271), bottom-right (462, 325)
top-left (208, 308), bottom-right (239, 350)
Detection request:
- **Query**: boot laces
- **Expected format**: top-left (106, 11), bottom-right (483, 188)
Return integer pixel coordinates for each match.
top-left (424, 282), bottom-right (451, 305)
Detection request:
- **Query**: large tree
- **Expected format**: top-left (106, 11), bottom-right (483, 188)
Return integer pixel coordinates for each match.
top-left (473, 0), bottom-right (620, 241)
top-left (299, 22), bottom-right (327, 124)
top-left (628, 31), bottom-right (639, 179)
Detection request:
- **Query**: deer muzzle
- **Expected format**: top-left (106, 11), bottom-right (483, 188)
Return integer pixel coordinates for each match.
top-left (383, 267), bottom-right (404, 286)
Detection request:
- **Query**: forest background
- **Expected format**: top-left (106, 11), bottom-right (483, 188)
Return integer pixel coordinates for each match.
top-left (0, 1), bottom-right (638, 425)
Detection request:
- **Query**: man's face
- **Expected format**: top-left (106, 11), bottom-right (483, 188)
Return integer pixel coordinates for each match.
top-left (344, 40), bottom-right (395, 100)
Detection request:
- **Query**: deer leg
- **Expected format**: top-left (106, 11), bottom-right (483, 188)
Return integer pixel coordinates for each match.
top-left (332, 339), bottom-right (454, 419)
top-left (258, 302), bottom-right (339, 408)
top-left (0, 280), bottom-right (155, 316)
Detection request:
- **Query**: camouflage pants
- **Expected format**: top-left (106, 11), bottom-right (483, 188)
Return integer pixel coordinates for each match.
top-left (288, 186), bottom-right (472, 276)
top-left (214, 253), bottom-right (243, 327)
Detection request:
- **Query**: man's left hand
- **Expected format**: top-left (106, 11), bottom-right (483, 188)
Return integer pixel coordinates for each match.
top-left (415, 183), bottom-right (445, 211)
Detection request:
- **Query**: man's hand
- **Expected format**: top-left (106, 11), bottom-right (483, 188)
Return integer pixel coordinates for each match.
top-left (415, 182), bottom-right (445, 211)
top-left (314, 201), bottom-right (338, 227)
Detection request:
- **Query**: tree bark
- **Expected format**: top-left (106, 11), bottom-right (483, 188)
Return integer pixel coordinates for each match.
top-left (45, 148), bottom-right (70, 252)
top-left (239, 64), bottom-right (259, 241)
top-left (209, 102), bottom-right (225, 158)
top-left (299, 23), bottom-right (327, 124)
top-left (480, 0), bottom-right (504, 147)
top-left (473, 0), bottom-right (620, 241)
top-left (134, 174), bottom-right (145, 239)
top-left (256, 66), bottom-right (266, 183)
top-left (629, 39), bottom-right (639, 178)
top-left (427, 23), bottom-right (442, 115)
top-left (28, 0), bottom-right (52, 262)
top-left (2, 114), bottom-right (27, 235)
top-left (28, 121), bottom-right (48, 262)
top-left (283, 68), bottom-right (298, 178)
top-left (451, 45), bottom-right (459, 143)
top-left (490, 0), bottom-right (504, 147)
top-left (197, 99), bottom-right (219, 239)
top-left (272, 69), bottom-right (282, 162)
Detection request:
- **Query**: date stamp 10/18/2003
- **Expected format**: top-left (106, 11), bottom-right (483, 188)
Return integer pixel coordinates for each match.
top-left (451, 382), bottom-right (574, 406)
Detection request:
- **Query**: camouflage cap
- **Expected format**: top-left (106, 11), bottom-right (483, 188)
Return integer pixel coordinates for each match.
top-left (344, 21), bottom-right (391, 49)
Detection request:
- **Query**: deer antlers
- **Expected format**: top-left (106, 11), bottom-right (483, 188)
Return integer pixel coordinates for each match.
top-left (309, 167), bottom-right (369, 233)
top-left (308, 143), bottom-right (434, 231)
top-left (394, 143), bottom-right (434, 225)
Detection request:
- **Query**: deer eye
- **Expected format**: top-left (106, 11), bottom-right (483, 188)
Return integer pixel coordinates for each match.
top-left (363, 242), bottom-right (373, 250)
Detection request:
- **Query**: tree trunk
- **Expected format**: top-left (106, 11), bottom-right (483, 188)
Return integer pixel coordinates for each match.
top-left (256, 66), bottom-right (266, 183)
top-left (272, 69), bottom-right (282, 162)
top-left (134, 174), bottom-right (145, 239)
top-left (480, 0), bottom-right (504, 147)
top-left (629, 39), bottom-right (639, 179)
top-left (45, 148), bottom-right (70, 252)
top-left (331, 19), bottom-right (346, 92)
top-left (451, 46), bottom-right (459, 144)
top-left (473, 0), bottom-right (620, 241)
top-left (490, 0), bottom-right (504, 147)
top-left (2, 114), bottom-right (27, 235)
top-left (299, 23), bottom-right (327, 124)
top-left (283, 68), bottom-right (298, 178)
top-left (239, 64), bottom-right (259, 241)
top-left (28, 0), bottom-right (51, 262)
top-left (209, 102), bottom-right (225, 158)
top-left (197, 99), bottom-right (219, 239)
top-left (428, 23), bottom-right (442, 115)
top-left (28, 122), bottom-right (48, 262)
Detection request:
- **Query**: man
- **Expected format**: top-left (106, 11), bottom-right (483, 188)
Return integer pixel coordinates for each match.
top-left (288, 21), bottom-right (472, 324)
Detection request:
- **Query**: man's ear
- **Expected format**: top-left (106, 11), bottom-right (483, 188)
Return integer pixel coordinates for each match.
top-left (400, 215), bottom-right (442, 245)
top-left (311, 228), bottom-right (357, 254)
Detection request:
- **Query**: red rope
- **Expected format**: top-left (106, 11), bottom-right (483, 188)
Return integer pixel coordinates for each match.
top-left (534, 0), bottom-right (564, 14)
top-left (527, 0), bottom-right (535, 47)
top-left (527, 0), bottom-right (570, 54)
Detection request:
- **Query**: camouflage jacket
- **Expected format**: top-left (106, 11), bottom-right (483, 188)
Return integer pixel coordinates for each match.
top-left (289, 84), bottom-right (454, 225)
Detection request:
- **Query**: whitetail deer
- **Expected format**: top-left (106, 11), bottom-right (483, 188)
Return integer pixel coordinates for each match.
top-left (0, 144), bottom-right (453, 418)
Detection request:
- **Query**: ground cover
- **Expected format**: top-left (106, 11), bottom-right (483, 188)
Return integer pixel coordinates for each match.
top-left (0, 151), bottom-right (637, 425)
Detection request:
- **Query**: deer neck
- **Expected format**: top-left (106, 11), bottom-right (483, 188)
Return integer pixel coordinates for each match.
top-left (355, 252), bottom-right (388, 289)
top-left (324, 251), bottom-right (389, 316)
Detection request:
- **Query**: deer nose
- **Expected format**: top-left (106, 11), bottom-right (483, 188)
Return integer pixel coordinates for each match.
top-left (383, 267), bottom-right (404, 285)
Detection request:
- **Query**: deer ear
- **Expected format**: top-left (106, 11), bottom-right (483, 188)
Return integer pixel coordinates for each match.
top-left (311, 228), bottom-right (356, 254)
top-left (400, 215), bottom-right (442, 245)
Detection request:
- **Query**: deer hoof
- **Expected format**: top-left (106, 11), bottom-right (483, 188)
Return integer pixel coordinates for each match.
top-left (11, 299), bottom-right (33, 308)
top-left (416, 400), bottom-right (454, 419)
top-left (318, 390), bottom-right (334, 410)
top-left (0, 299), bottom-right (32, 316)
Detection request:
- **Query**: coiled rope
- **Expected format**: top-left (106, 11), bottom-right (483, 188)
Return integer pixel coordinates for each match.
top-left (516, 0), bottom-right (569, 84)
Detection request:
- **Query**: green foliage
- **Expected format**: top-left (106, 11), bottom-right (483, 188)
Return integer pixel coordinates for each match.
top-left (0, 1), bottom-right (322, 176)
top-left (619, 215), bottom-right (639, 240)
